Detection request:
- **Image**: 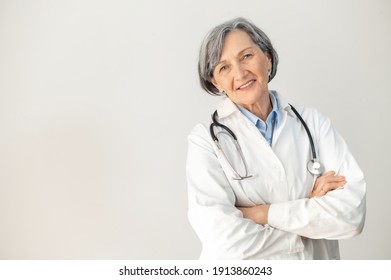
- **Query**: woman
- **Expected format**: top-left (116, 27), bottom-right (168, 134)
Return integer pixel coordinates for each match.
top-left (186, 18), bottom-right (366, 260)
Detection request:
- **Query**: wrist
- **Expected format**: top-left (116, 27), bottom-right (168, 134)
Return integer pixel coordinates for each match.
top-left (260, 204), bottom-right (270, 225)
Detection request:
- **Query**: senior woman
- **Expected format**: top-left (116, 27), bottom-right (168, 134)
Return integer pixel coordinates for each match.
top-left (186, 18), bottom-right (366, 260)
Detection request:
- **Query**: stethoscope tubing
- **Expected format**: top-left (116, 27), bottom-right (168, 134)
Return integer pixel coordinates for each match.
top-left (210, 104), bottom-right (324, 179)
top-left (288, 104), bottom-right (318, 161)
top-left (210, 110), bottom-right (237, 141)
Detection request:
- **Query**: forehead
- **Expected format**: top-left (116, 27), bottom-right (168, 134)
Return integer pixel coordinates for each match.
top-left (220, 29), bottom-right (258, 57)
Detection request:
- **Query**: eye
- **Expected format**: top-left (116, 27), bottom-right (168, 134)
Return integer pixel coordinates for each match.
top-left (242, 53), bottom-right (253, 60)
top-left (219, 65), bottom-right (228, 72)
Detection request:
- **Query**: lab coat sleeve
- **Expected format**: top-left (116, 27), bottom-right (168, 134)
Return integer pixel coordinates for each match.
top-left (186, 124), bottom-right (304, 259)
top-left (268, 110), bottom-right (366, 239)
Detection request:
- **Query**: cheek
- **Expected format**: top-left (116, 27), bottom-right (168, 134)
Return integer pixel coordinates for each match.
top-left (216, 77), bottom-right (232, 91)
top-left (258, 55), bottom-right (271, 72)
top-left (259, 63), bottom-right (270, 78)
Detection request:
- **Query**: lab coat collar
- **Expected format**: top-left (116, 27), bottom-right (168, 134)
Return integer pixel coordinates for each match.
top-left (273, 90), bottom-right (295, 118)
top-left (216, 90), bottom-right (294, 119)
top-left (216, 96), bottom-right (239, 119)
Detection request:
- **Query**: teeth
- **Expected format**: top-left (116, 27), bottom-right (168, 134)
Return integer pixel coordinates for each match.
top-left (239, 80), bottom-right (254, 89)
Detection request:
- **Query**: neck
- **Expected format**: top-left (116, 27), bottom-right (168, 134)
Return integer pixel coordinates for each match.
top-left (242, 94), bottom-right (272, 121)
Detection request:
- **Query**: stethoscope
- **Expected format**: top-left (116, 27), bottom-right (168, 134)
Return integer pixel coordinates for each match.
top-left (210, 104), bottom-right (324, 180)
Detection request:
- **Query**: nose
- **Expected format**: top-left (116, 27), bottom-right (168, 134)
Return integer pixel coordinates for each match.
top-left (233, 63), bottom-right (248, 81)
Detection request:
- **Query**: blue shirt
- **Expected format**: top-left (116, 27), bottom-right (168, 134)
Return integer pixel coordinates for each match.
top-left (237, 92), bottom-right (282, 146)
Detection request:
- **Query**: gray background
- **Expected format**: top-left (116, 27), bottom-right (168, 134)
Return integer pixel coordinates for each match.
top-left (0, 0), bottom-right (390, 259)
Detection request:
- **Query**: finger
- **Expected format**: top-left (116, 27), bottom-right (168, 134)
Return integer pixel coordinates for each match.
top-left (310, 187), bottom-right (326, 198)
top-left (313, 180), bottom-right (347, 197)
top-left (314, 174), bottom-right (345, 190)
top-left (322, 181), bottom-right (347, 192)
top-left (318, 171), bottom-right (336, 179)
top-left (314, 171), bottom-right (336, 184)
top-left (323, 170), bottom-right (336, 176)
top-left (311, 179), bottom-right (347, 197)
top-left (321, 176), bottom-right (346, 185)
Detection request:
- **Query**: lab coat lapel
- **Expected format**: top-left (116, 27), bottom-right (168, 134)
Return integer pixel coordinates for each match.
top-left (271, 91), bottom-right (295, 145)
top-left (216, 91), bottom-right (296, 147)
top-left (216, 96), bottom-right (282, 164)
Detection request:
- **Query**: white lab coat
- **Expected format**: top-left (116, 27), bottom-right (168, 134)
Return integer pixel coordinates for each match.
top-left (186, 91), bottom-right (366, 259)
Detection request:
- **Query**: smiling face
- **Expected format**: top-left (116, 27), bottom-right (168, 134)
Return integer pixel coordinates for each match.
top-left (211, 29), bottom-right (272, 112)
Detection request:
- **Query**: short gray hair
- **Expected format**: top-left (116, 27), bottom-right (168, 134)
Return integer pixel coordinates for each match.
top-left (198, 17), bottom-right (279, 95)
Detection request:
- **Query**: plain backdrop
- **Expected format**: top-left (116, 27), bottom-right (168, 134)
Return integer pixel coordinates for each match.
top-left (0, 0), bottom-right (390, 259)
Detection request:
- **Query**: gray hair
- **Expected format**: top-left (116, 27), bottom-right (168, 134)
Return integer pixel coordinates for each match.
top-left (198, 17), bottom-right (279, 95)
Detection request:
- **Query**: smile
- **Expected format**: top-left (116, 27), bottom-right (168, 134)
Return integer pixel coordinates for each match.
top-left (238, 80), bottom-right (255, 90)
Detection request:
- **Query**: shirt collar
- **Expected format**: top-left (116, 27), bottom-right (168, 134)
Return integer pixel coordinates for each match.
top-left (216, 90), bottom-right (292, 119)
top-left (236, 91), bottom-right (283, 128)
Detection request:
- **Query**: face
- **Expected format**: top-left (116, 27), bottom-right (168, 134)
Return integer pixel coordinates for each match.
top-left (211, 29), bottom-right (272, 109)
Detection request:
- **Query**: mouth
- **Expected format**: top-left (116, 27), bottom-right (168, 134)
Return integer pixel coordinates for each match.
top-left (237, 79), bottom-right (256, 90)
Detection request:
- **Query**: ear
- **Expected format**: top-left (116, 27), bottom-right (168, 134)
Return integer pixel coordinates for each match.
top-left (265, 52), bottom-right (272, 71)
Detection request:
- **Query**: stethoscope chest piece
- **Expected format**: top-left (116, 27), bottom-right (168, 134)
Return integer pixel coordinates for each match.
top-left (307, 159), bottom-right (324, 176)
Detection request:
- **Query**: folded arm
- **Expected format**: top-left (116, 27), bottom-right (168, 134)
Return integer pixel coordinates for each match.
top-left (240, 112), bottom-right (366, 239)
top-left (187, 124), bottom-right (304, 259)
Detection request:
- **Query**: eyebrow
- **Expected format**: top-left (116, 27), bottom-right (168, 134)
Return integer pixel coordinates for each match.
top-left (216, 47), bottom-right (255, 66)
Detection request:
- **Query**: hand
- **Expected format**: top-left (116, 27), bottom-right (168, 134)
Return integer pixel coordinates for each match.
top-left (238, 204), bottom-right (269, 225)
top-left (310, 171), bottom-right (346, 198)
